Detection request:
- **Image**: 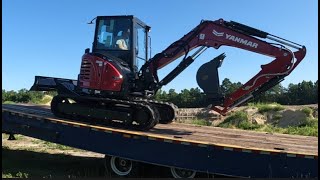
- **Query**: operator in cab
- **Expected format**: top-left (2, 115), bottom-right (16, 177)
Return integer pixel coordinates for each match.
top-left (116, 29), bottom-right (130, 50)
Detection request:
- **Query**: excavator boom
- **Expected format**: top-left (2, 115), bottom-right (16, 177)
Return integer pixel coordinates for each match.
top-left (141, 18), bottom-right (306, 115)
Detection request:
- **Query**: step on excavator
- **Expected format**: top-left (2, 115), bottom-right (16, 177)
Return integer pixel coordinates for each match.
top-left (30, 15), bottom-right (306, 130)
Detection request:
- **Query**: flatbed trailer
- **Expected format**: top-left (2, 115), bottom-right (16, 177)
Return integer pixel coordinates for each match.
top-left (2, 104), bottom-right (318, 178)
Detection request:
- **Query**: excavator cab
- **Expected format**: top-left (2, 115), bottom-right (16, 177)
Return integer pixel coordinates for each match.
top-left (92, 16), bottom-right (151, 72)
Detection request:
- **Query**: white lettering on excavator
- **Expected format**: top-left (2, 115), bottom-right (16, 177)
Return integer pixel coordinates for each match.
top-left (199, 33), bottom-right (205, 40)
top-left (225, 34), bottom-right (258, 48)
top-left (96, 60), bottom-right (103, 67)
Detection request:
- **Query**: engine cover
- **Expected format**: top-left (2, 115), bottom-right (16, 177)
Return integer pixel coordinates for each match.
top-left (78, 53), bottom-right (132, 94)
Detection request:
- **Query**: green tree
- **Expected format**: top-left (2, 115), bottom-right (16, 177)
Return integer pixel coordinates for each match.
top-left (188, 87), bottom-right (205, 107)
top-left (256, 83), bottom-right (285, 103)
top-left (299, 81), bottom-right (314, 104)
top-left (2, 89), bottom-right (7, 102)
top-left (5, 90), bottom-right (18, 102)
top-left (16, 88), bottom-right (32, 103)
top-left (314, 80), bottom-right (318, 103)
top-left (220, 78), bottom-right (243, 96)
top-left (177, 89), bottom-right (191, 107)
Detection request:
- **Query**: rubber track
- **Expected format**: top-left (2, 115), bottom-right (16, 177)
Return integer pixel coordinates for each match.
top-left (52, 95), bottom-right (161, 131)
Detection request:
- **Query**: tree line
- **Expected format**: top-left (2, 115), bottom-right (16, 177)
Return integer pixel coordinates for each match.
top-left (2, 78), bottom-right (318, 107)
top-left (154, 78), bottom-right (318, 108)
top-left (2, 89), bottom-right (57, 104)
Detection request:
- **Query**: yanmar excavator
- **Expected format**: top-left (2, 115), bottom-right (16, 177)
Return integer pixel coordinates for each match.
top-left (30, 15), bottom-right (306, 130)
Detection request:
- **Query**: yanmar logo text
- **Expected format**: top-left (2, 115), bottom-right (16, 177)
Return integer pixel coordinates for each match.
top-left (212, 30), bottom-right (258, 48)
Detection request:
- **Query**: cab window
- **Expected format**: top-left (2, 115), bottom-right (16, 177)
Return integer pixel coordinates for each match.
top-left (96, 18), bottom-right (131, 50)
top-left (135, 24), bottom-right (147, 71)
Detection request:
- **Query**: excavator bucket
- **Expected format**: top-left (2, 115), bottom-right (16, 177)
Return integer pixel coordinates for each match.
top-left (196, 53), bottom-right (226, 105)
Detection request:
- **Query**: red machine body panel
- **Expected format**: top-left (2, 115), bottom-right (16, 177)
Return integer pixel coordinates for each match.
top-left (79, 54), bottom-right (123, 92)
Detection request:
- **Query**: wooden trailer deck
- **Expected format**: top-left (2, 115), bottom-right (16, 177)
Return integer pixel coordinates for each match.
top-left (2, 104), bottom-right (318, 157)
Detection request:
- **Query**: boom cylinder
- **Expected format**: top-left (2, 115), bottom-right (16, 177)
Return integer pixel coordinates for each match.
top-left (226, 21), bottom-right (269, 38)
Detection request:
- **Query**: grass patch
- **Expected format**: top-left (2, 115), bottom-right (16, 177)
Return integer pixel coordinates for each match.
top-left (2, 172), bottom-right (29, 178)
top-left (257, 103), bottom-right (284, 113)
top-left (16, 172), bottom-right (29, 178)
top-left (273, 113), bottom-right (282, 120)
top-left (249, 102), bottom-right (284, 113)
top-left (285, 126), bottom-right (318, 137)
top-left (39, 96), bottom-right (52, 104)
top-left (259, 118), bottom-right (318, 137)
top-left (2, 133), bottom-right (9, 139)
top-left (238, 121), bottom-right (263, 130)
top-left (191, 119), bottom-right (211, 126)
top-left (2, 173), bottom-right (13, 178)
top-left (12, 134), bottom-right (24, 140)
top-left (43, 141), bottom-right (74, 150)
top-left (218, 111), bottom-right (248, 128)
top-left (270, 113), bottom-right (282, 125)
top-left (32, 95), bottom-right (53, 105)
top-left (2, 147), bottom-right (105, 178)
top-left (218, 111), bottom-right (262, 130)
top-left (301, 107), bottom-right (313, 117)
top-left (261, 124), bottom-right (318, 137)
top-left (299, 117), bottom-right (318, 127)
top-left (2, 133), bottom-right (24, 140)
top-left (3, 101), bottom-right (15, 104)
top-left (260, 124), bottom-right (286, 134)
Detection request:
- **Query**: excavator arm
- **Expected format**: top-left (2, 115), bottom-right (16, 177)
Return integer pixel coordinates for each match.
top-left (139, 18), bottom-right (306, 115)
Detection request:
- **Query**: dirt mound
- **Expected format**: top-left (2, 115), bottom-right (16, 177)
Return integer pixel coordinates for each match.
top-left (176, 104), bottom-right (318, 128)
top-left (236, 104), bottom-right (317, 128)
top-left (213, 104), bottom-right (318, 128)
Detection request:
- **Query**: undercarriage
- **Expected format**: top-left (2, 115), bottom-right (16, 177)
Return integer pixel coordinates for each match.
top-left (50, 95), bottom-right (176, 130)
top-left (30, 76), bottom-right (176, 131)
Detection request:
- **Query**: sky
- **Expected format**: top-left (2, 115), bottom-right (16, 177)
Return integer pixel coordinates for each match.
top-left (2, 0), bottom-right (318, 93)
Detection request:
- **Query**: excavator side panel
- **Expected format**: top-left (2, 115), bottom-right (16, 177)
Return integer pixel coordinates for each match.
top-left (79, 54), bottom-right (124, 92)
top-left (78, 54), bottom-right (100, 90)
top-left (99, 59), bottom-right (124, 92)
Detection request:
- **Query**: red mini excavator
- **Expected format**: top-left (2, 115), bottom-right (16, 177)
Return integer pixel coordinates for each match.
top-left (31, 15), bottom-right (306, 130)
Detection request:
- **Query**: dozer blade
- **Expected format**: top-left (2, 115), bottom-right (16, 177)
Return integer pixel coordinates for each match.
top-left (196, 53), bottom-right (226, 105)
top-left (30, 76), bottom-right (78, 92)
